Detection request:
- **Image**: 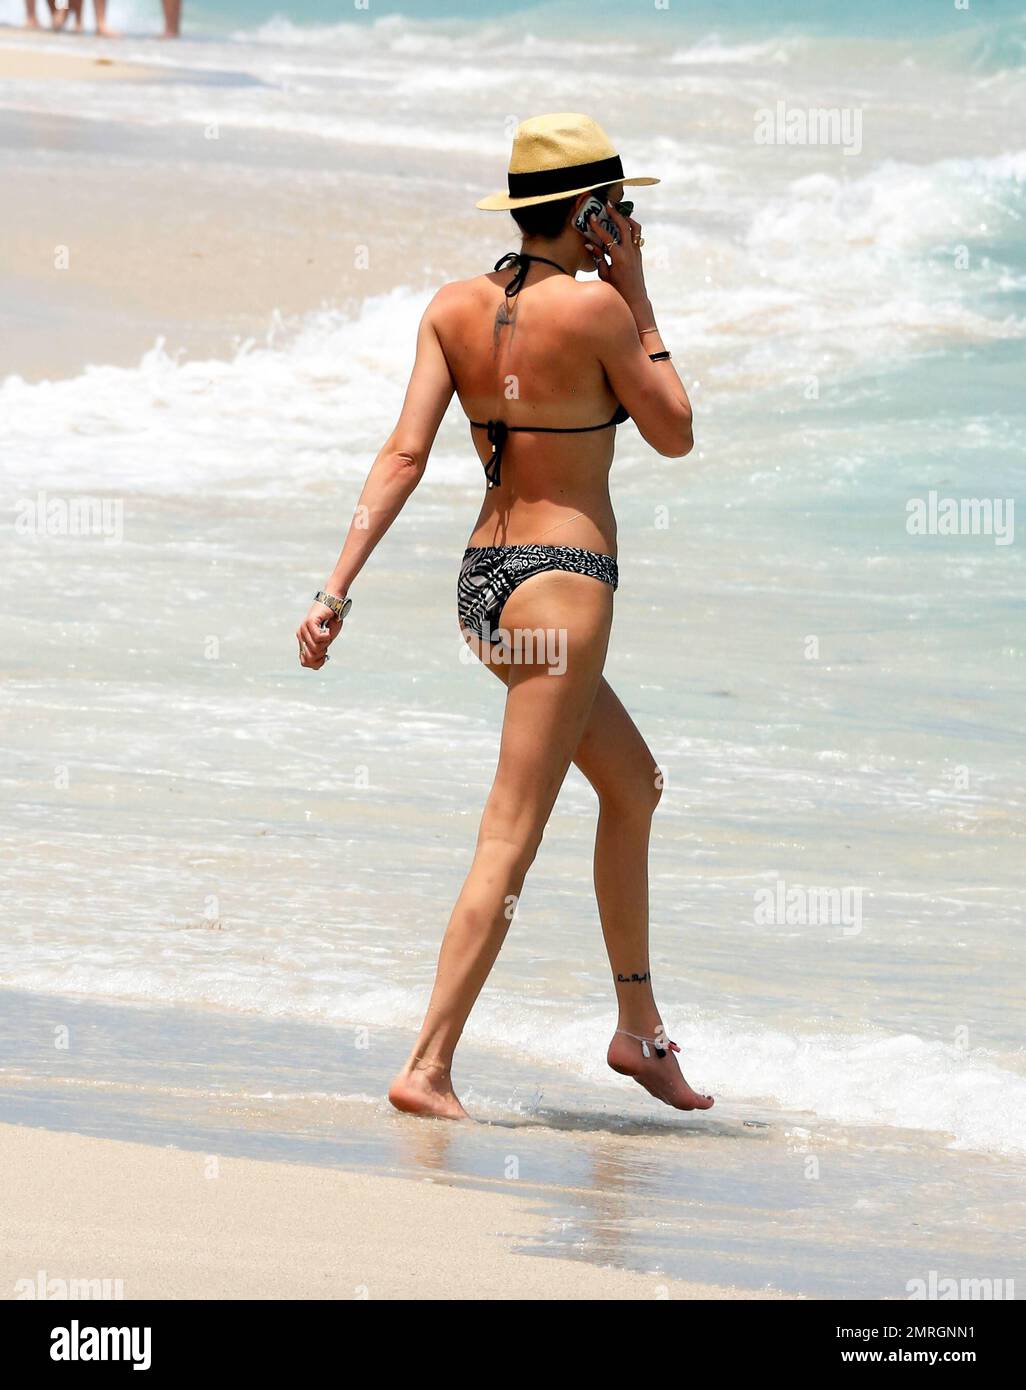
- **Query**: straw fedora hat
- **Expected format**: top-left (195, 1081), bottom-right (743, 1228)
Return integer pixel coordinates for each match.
top-left (476, 112), bottom-right (660, 211)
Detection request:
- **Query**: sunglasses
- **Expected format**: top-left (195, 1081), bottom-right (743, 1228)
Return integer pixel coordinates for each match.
top-left (613, 200), bottom-right (634, 219)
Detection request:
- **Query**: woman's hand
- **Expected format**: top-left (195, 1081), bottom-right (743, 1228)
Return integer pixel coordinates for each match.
top-left (585, 201), bottom-right (648, 310)
top-left (296, 602), bottom-right (341, 670)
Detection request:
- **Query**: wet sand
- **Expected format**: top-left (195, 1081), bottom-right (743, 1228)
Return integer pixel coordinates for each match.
top-left (1, 110), bottom-right (444, 380)
top-left (2, 1121), bottom-right (790, 1300)
top-left (1, 34), bottom-right (483, 380)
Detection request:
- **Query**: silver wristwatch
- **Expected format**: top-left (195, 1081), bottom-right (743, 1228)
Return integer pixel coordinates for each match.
top-left (314, 590), bottom-right (352, 622)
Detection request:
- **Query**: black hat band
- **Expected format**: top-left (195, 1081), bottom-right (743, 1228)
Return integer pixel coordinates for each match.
top-left (506, 154), bottom-right (624, 200)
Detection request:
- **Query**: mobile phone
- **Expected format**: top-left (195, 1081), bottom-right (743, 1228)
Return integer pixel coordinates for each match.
top-left (573, 194), bottom-right (620, 245)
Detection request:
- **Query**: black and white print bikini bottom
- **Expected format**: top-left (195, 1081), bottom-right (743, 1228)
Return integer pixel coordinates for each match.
top-left (457, 543), bottom-right (619, 643)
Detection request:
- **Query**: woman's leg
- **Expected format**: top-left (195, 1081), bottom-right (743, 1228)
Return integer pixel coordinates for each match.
top-left (573, 681), bottom-right (713, 1109)
top-left (388, 571), bottom-right (613, 1118)
top-left (464, 664), bottom-right (710, 1111)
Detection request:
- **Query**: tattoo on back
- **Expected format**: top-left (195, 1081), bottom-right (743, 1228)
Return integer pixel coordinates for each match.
top-left (617, 971), bottom-right (650, 984)
top-left (493, 298), bottom-right (517, 352)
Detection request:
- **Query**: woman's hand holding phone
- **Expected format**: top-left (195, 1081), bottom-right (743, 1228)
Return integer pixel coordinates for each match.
top-left (583, 200), bottom-right (649, 311)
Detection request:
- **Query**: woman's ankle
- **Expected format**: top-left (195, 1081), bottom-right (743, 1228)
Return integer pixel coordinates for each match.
top-left (405, 1052), bottom-right (452, 1078)
top-left (614, 1013), bottom-right (664, 1038)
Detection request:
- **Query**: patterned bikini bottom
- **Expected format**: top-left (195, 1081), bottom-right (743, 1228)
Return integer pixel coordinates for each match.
top-left (457, 543), bottom-right (619, 643)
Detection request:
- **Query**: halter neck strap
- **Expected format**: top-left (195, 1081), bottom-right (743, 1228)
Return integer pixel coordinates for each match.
top-left (493, 251), bottom-right (571, 298)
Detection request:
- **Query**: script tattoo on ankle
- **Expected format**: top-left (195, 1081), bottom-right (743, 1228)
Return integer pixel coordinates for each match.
top-left (616, 971), bottom-right (650, 983)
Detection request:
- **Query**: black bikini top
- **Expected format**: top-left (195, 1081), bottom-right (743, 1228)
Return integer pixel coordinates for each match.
top-left (468, 251), bottom-right (630, 490)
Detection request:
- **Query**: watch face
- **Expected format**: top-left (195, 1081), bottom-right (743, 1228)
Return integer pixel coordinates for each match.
top-left (340, 598), bottom-right (352, 620)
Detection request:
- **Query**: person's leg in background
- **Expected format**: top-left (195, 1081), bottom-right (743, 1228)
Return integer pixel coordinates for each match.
top-left (161, 0), bottom-right (181, 38)
top-left (92, 0), bottom-right (114, 37)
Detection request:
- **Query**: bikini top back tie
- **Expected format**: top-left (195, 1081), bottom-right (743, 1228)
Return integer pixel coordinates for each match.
top-left (470, 252), bottom-right (630, 490)
top-left (493, 249), bottom-right (570, 298)
top-left (483, 419), bottom-right (508, 489)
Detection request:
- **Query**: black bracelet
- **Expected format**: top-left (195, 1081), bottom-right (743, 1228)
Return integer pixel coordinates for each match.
top-left (649, 350), bottom-right (671, 362)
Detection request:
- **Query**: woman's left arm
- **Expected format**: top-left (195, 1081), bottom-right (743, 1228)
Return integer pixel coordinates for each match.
top-left (297, 293), bottom-right (455, 669)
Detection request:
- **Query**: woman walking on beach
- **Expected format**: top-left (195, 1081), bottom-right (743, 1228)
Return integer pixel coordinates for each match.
top-left (297, 114), bottom-right (711, 1120)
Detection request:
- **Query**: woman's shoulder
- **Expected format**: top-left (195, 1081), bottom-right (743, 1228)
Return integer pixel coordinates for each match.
top-left (436, 269), bottom-right (616, 302)
top-left (428, 274), bottom-right (490, 312)
top-left (572, 277), bottom-right (627, 313)
top-left (426, 272), bottom-right (514, 328)
top-left (427, 270), bottom-right (621, 340)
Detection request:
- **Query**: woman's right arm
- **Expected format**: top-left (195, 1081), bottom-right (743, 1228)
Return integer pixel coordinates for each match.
top-left (296, 295), bottom-right (455, 669)
top-left (583, 202), bottom-right (693, 458)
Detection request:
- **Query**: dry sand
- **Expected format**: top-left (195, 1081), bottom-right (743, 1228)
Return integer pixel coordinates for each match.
top-left (1, 1123), bottom-right (788, 1300)
top-left (0, 42), bottom-right (163, 84)
top-left (3, 156), bottom-right (397, 377)
top-left (1, 137), bottom-right (441, 381)
top-left (0, 38), bottom-right (483, 380)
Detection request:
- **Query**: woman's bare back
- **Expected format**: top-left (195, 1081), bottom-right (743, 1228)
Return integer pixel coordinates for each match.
top-left (432, 267), bottom-right (625, 552)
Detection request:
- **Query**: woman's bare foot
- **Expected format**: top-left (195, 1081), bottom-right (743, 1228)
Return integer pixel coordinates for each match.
top-left (388, 1058), bottom-right (468, 1120)
top-left (607, 1031), bottom-right (714, 1111)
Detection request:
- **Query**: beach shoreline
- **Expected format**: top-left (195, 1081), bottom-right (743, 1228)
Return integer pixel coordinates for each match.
top-left (1, 1121), bottom-right (790, 1300)
top-left (0, 36), bottom-right (483, 383)
top-left (0, 32), bottom-right (173, 83)
top-left (2, 987), bottom-right (1022, 1301)
top-left (0, 116), bottom-right (438, 384)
